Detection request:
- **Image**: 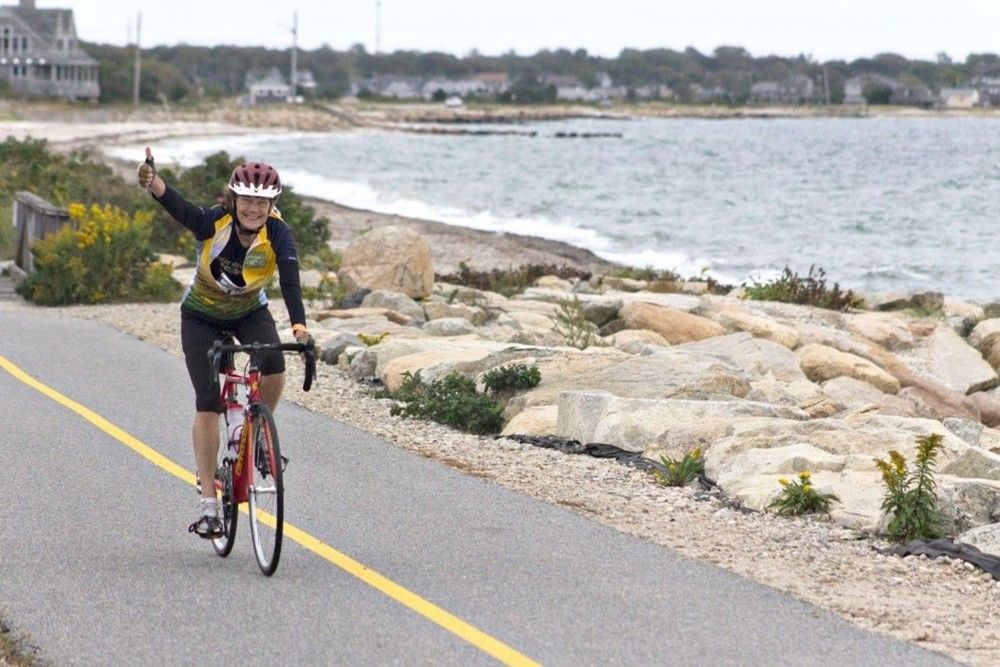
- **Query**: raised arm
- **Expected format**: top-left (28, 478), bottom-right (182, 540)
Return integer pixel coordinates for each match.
top-left (137, 146), bottom-right (216, 238)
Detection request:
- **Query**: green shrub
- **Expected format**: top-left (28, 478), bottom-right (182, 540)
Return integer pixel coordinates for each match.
top-left (875, 434), bottom-right (945, 542)
top-left (389, 371), bottom-right (504, 435)
top-left (654, 448), bottom-right (705, 487)
top-left (553, 296), bottom-right (603, 349)
top-left (769, 471), bottom-right (839, 516)
top-left (436, 261), bottom-right (591, 297)
top-left (16, 203), bottom-right (176, 305)
top-left (482, 363), bottom-right (541, 395)
top-left (743, 265), bottom-right (864, 312)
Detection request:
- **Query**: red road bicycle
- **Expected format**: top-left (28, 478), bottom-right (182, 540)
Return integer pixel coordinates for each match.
top-left (207, 336), bottom-right (316, 575)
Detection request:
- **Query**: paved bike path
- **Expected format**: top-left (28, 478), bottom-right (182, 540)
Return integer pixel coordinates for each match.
top-left (0, 311), bottom-right (956, 665)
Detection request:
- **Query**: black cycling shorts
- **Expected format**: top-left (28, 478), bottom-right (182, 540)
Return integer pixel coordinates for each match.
top-left (181, 305), bottom-right (285, 412)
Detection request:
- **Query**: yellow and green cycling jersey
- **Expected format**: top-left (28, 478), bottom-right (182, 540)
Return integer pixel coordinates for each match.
top-left (154, 184), bottom-right (305, 323)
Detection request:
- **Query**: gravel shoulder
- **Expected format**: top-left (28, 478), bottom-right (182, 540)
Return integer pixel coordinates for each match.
top-left (4, 298), bottom-right (996, 666)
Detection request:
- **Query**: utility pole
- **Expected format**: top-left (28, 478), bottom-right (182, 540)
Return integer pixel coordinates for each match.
top-left (132, 11), bottom-right (141, 108)
top-left (289, 10), bottom-right (298, 102)
top-left (375, 0), bottom-right (381, 54)
top-left (823, 67), bottom-right (830, 105)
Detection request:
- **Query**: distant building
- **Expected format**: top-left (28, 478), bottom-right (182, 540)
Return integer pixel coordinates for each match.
top-left (542, 74), bottom-right (590, 101)
top-left (294, 68), bottom-right (317, 94)
top-left (939, 87), bottom-right (982, 109)
top-left (352, 75), bottom-right (423, 99)
top-left (688, 83), bottom-right (729, 103)
top-left (843, 74), bottom-right (934, 107)
top-left (633, 84), bottom-right (673, 100)
top-left (471, 72), bottom-right (509, 96)
top-left (968, 77), bottom-right (1000, 106)
top-left (421, 77), bottom-right (487, 101)
top-left (0, 0), bottom-right (99, 101)
top-left (246, 67), bottom-right (291, 105)
top-left (750, 74), bottom-right (815, 104)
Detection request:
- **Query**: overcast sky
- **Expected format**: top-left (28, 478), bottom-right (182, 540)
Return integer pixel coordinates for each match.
top-left (42, 0), bottom-right (1000, 63)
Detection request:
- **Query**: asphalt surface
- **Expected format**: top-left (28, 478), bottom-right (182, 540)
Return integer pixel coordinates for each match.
top-left (0, 310), bottom-right (959, 666)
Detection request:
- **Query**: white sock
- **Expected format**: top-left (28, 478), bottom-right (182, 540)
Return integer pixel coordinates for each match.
top-left (199, 498), bottom-right (218, 518)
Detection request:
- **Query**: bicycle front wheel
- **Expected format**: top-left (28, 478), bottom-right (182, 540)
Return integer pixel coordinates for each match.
top-left (213, 419), bottom-right (238, 557)
top-left (247, 404), bottom-right (283, 575)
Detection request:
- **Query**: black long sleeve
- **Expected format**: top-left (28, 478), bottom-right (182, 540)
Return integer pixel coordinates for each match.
top-left (278, 259), bottom-right (307, 326)
top-left (153, 184), bottom-right (219, 239)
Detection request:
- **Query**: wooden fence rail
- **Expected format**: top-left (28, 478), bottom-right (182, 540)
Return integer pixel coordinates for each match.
top-left (14, 191), bottom-right (69, 273)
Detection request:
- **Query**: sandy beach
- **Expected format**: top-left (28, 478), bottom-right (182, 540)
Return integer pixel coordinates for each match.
top-left (6, 106), bottom-right (1000, 665)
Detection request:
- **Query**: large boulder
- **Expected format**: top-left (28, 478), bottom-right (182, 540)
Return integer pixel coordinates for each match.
top-left (969, 318), bottom-right (1000, 349)
top-left (556, 390), bottom-right (808, 457)
top-left (673, 333), bottom-right (808, 383)
top-left (842, 312), bottom-right (916, 351)
top-left (895, 326), bottom-right (999, 395)
top-left (422, 301), bottom-right (489, 326)
top-left (421, 317), bottom-right (478, 337)
top-left (796, 343), bottom-right (901, 394)
top-left (606, 329), bottom-right (670, 354)
top-left (501, 405), bottom-right (558, 437)
top-left (712, 308), bottom-right (800, 349)
top-left (361, 290), bottom-right (425, 321)
top-left (745, 377), bottom-right (843, 419)
top-left (339, 226), bottom-right (434, 298)
top-left (820, 377), bottom-right (918, 418)
top-left (704, 414), bottom-right (991, 530)
top-left (619, 301), bottom-right (725, 345)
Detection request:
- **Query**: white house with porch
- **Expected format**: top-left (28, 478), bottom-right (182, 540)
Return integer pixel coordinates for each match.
top-left (0, 0), bottom-right (99, 101)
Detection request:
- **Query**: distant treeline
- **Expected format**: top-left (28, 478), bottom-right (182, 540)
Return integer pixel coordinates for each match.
top-left (82, 41), bottom-right (1000, 105)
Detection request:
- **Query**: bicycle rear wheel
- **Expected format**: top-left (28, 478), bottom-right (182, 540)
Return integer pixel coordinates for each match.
top-left (247, 404), bottom-right (283, 575)
top-left (212, 420), bottom-right (238, 557)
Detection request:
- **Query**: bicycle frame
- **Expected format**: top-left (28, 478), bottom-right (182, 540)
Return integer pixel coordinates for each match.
top-left (211, 337), bottom-right (314, 506)
top-left (218, 356), bottom-right (262, 505)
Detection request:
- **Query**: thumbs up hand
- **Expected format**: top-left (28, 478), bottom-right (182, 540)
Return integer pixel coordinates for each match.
top-left (137, 146), bottom-right (157, 189)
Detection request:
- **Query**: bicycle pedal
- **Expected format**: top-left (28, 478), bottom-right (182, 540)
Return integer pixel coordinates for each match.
top-left (281, 455), bottom-right (289, 471)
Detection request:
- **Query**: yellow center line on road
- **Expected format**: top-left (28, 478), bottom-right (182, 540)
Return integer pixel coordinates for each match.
top-left (0, 354), bottom-right (540, 667)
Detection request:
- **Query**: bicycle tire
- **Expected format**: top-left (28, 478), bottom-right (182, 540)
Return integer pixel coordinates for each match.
top-left (247, 404), bottom-right (283, 575)
top-left (212, 420), bottom-right (238, 557)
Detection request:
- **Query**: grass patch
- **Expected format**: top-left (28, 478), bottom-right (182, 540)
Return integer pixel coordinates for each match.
top-left (743, 265), bottom-right (863, 311)
top-left (388, 371), bottom-right (504, 435)
top-left (552, 296), bottom-right (604, 349)
top-left (654, 448), bottom-right (705, 487)
top-left (381, 364), bottom-right (542, 435)
top-left (769, 471), bottom-right (839, 516)
top-left (435, 261), bottom-right (590, 298)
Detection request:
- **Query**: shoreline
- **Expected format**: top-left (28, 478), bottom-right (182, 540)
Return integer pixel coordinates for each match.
top-left (88, 150), bottom-right (618, 276)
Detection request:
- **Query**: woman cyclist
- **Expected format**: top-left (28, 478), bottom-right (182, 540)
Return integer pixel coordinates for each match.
top-left (137, 147), bottom-right (311, 538)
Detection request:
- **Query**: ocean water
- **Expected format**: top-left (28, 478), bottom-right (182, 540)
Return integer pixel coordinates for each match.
top-left (110, 116), bottom-right (1000, 301)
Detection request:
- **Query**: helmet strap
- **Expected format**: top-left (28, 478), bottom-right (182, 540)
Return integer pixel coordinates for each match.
top-left (233, 217), bottom-right (260, 236)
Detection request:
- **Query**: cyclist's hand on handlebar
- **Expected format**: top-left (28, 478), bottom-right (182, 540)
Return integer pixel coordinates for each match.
top-left (294, 328), bottom-right (313, 357)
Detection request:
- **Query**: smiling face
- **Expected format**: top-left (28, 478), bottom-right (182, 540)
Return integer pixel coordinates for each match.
top-left (234, 195), bottom-right (272, 230)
